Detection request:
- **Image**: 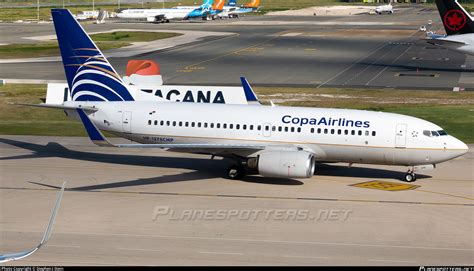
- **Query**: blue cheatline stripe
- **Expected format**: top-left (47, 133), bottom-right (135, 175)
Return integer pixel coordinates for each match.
top-left (76, 109), bottom-right (105, 141)
top-left (240, 77), bottom-right (258, 102)
top-left (75, 95), bottom-right (106, 102)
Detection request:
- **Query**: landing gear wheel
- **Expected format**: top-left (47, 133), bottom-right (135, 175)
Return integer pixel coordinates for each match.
top-left (227, 164), bottom-right (246, 180)
top-left (404, 173), bottom-right (416, 182)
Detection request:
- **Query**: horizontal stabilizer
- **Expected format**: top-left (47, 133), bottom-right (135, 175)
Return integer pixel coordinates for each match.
top-left (12, 103), bottom-right (98, 112)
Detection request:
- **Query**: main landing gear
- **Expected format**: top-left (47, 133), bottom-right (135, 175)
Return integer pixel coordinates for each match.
top-left (227, 163), bottom-right (246, 180)
top-left (404, 167), bottom-right (417, 182)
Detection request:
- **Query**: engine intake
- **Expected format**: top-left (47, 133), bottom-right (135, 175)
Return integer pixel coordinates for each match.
top-left (250, 151), bottom-right (316, 178)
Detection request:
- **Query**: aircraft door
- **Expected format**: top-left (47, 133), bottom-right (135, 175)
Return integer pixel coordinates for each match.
top-left (122, 111), bottom-right (132, 133)
top-left (263, 123), bottom-right (271, 137)
top-left (395, 123), bottom-right (407, 148)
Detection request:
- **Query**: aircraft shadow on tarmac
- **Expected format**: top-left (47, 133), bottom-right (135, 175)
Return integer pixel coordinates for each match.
top-left (0, 138), bottom-right (430, 191)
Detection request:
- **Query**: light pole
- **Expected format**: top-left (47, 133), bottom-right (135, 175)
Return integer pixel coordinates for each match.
top-left (92, 0), bottom-right (95, 12)
top-left (37, 0), bottom-right (39, 21)
top-left (118, 0), bottom-right (120, 9)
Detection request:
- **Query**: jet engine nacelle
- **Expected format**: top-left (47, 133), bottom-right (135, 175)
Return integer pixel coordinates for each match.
top-left (254, 151), bottom-right (316, 178)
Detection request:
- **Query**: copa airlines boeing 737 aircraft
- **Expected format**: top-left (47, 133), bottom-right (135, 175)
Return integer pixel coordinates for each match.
top-left (31, 9), bottom-right (468, 183)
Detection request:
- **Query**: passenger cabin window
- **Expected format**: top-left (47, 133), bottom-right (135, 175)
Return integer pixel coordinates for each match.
top-left (148, 120), bottom-right (151, 125)
top-left (372, 131), bottom-right (376, 136)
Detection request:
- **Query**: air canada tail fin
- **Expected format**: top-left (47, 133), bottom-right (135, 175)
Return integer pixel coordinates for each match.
top-left (435, 0), bottom-right (474, 35)
top-left (51, 9), bottom-right (134, 102)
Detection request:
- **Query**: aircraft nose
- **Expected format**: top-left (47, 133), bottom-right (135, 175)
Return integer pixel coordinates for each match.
top-left (447, 136), bottom-right (469, 158)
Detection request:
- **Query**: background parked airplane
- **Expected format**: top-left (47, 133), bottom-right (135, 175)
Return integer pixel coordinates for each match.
top-left (116, 0), bottom-right (213, 23)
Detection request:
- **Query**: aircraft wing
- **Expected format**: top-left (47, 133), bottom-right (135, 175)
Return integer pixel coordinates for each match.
top-left (0, 182), bottom-right (66, 263)
top-left (425, 37), bottom-right (468, 45)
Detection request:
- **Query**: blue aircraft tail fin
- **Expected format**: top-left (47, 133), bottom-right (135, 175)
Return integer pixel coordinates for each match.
top-left (51, 9), bottom-right (134, 102)
top-left (201, 0), bottom-right (213, 8)
top-left (228, 0), bottom-right (236, 6)
top-left (240, 77), bottom-right (260, 105)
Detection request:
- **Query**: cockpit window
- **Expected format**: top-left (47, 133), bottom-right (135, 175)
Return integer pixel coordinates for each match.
top-left (423, 130), bottom-right (448, 137)
top-left (437, 130), bottom-right (448, 136)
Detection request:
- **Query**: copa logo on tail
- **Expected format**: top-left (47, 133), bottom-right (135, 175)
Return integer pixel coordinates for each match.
top-left (51, 9), bottom-right (134, 102)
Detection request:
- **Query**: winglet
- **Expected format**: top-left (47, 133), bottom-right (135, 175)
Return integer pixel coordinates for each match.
top-left (240, 77), bottom-right (261, 105)
top-left (0, 182), bottom-right (66, 263)
top-left (76, 108), bottom-right (114, 147)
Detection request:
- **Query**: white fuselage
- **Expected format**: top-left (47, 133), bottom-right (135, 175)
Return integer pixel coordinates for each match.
top-left (117, 8), bottom-right (193, 20)
top-left (65, 101), bottom-right (468, 166)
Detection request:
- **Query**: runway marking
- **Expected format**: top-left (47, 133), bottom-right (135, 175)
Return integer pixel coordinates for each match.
top-left (1, 186), bottom-right (472, 207)
top-left (117, 248), bottom-right (162, 252)
top-left (316, 42), bottom-right (389, 88)
top-left (368, 259), bottom-right (415, 263)
top-left (198, 251), bottom-right (243, 256)
top-left (351, 181), bottom-right (420, 191)
top-left (343, 43), bottom-right (400, 86)
top-left (416, 189), bottom-right (474, 201)
top-left (48, 244), bottom-right (81, 248)
top-left (181, 33), bottom-right (281, 71)
top-left (283, 255), bottom-right (329, 260)
top-left (365, 43), bottom-right (413, 86)
top-left (6, 230), bottom-right (470, 252)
